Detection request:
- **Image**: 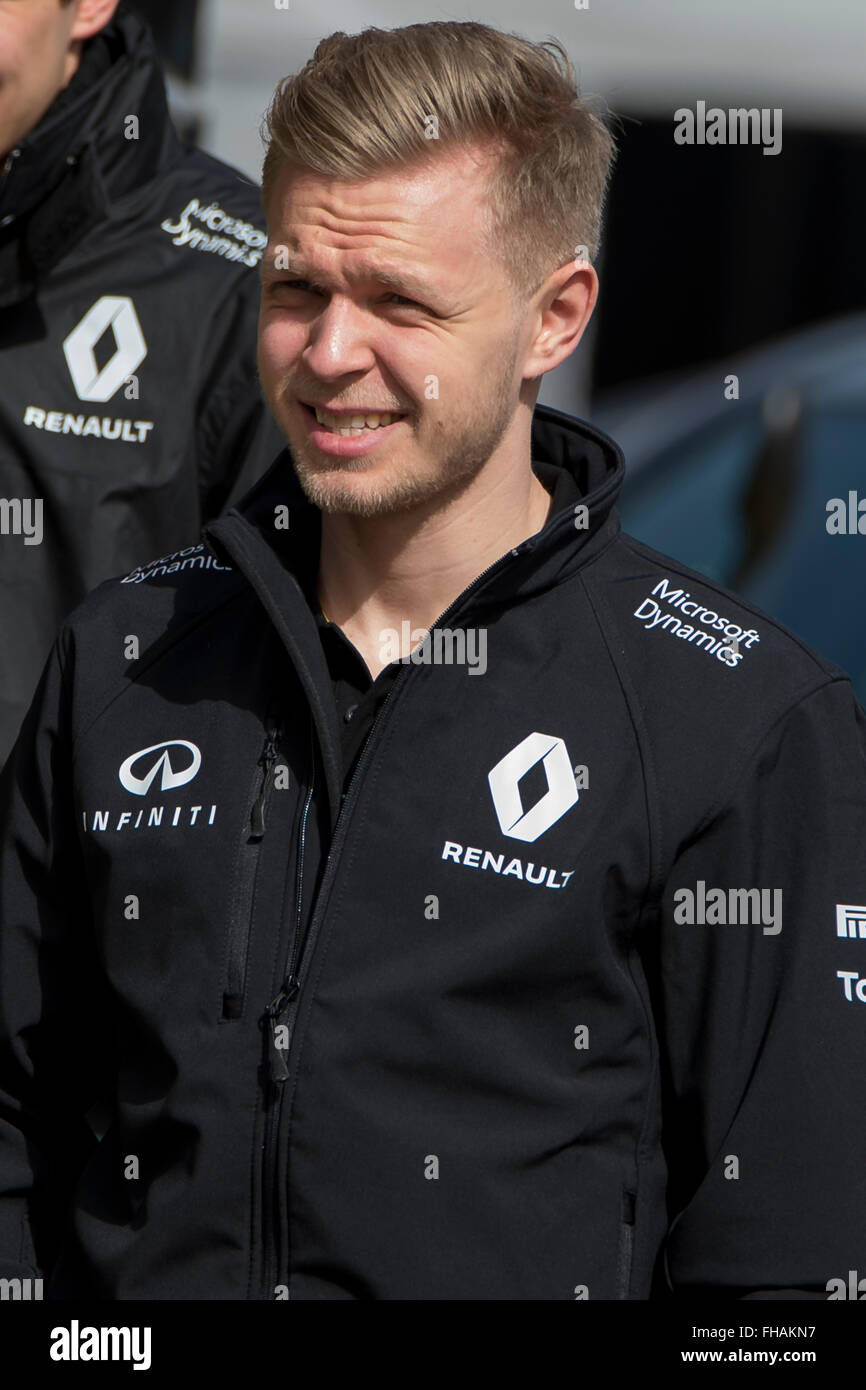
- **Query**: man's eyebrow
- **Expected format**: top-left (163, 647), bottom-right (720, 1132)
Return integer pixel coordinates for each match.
top-left (260, 253), bottom-right (437, 302)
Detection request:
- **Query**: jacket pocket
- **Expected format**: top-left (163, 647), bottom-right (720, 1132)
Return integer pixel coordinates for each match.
top-left (221, 721), bottom-right (282, 1021)
top-left (616, 1188), bottom-right (636, 1299)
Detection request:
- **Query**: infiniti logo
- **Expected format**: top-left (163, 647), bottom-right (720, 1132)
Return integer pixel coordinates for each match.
top-left (118, 740), bottom-right (202, 796)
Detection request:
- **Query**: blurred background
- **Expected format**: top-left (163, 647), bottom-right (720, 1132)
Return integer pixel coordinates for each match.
top-left (130, 0), bottom-right (866, 696)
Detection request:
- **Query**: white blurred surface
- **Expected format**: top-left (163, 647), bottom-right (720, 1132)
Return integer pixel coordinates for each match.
top-left (196, 0), bottom-right (866, 182)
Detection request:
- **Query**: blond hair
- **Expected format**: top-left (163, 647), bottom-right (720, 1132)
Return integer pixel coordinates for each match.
top-left (261, 21), bottom-right (616, 300)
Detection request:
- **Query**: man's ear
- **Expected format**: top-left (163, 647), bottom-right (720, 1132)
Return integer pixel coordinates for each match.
top-left (69, 0), bottom-right (122, 42)
top-left (521, 260), bottom-right (599, 380)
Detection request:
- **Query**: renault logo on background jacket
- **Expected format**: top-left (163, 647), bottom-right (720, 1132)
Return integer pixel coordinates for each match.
top-left (1, 404), bottom-right (864, 1300)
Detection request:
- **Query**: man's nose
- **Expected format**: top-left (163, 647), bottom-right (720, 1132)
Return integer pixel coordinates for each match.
top-left (302, 297), bottom-right (377, 379)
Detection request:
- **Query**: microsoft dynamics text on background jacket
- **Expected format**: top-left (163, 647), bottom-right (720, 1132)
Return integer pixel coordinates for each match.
top-left (1, 404), bottom-right (865, 1300)
top-left (0, 6), bottom-right (283, 767)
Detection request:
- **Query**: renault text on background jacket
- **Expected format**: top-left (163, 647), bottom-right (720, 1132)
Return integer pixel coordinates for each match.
top-left (0, 7), bottom-right (283, 766)
top-left (1, 404), bottom-right (865, 1301)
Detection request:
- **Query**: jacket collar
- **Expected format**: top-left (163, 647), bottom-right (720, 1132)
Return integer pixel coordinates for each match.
top-left (210, 403), bottom-right (625, 610)
top-left (204, 405), bottom-right (626, 833)
top-left (0, 9), bottom-right (182, 306)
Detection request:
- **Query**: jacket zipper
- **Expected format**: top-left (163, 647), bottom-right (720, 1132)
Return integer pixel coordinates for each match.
top-left (221, 720), bottom-right (281, 1020)
top-left (259, 712), bottom-right (315, 1296)
top-left (0, 147), bottom-right (20, 214)
top-left (617, 1188), bottom-right (637, 1298)
top-left (258, 540), bottom-right (528, 1297)
top-left (264, 711), bottom-right (316, 1080)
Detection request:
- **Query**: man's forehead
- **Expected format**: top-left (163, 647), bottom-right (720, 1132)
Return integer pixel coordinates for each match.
top-left (262, 151), bottom-right (499, 293)
top-left (260, 245), bottom-right (445, 304)
top-left (267, 146), bottom-right (494, 235)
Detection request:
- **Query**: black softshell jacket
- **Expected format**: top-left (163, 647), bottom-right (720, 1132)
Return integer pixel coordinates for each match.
top-left (1, 405), bottom-right (865, 1300)
top-left (0, 8), bottom-right (283, 765)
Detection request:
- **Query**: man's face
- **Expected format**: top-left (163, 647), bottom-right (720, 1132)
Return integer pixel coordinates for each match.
top-left (258, 146), bottom-right (537, 518)
top-left (0, 0), bottom-right (84, 156)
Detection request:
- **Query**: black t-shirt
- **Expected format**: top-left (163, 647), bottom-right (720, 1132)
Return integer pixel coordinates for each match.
top-left (298, 459), bottom-right (581, 792)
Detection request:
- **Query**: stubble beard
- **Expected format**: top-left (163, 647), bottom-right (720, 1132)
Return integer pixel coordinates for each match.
top-left (286, 343), bottom-right (521, 520)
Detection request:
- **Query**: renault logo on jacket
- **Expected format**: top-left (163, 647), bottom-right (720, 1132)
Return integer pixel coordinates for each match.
top-left (118, 740), bottom-right (201, 796)
top-left (488, 731), bottom-right (579, 842)
top-left (62, 295), bottom-right (148, 403)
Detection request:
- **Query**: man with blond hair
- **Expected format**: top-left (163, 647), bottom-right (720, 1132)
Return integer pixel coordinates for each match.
top-left (1, 21), bottom-right (864, 1300)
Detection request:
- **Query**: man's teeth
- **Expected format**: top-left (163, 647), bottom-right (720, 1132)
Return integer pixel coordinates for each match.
top-left (312, 406), bottom-right (403, 436)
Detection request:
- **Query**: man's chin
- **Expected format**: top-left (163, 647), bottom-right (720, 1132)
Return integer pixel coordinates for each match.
top-left (289, 451), bottom-right (407, 517)
top-left (284, 419), bottom-right (493, 519)
top-left (290, 451), bottom-right (455, 520)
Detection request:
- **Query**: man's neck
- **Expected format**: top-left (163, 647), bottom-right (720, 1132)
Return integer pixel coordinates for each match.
top-left (316, 456), bottom-right (553, 681)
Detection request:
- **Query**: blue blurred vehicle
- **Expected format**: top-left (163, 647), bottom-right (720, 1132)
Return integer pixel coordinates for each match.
top-left (594, 312), bottom-right (866, 701)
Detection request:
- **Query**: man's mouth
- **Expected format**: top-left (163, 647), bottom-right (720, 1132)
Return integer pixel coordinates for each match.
top-left (306, 404), bottom-right (407, 437)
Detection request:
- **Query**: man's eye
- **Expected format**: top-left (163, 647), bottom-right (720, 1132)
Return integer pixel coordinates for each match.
top-left (271, 281), bottom-right (426, 312)
top-left (386, 294), bottom-right (422, 309)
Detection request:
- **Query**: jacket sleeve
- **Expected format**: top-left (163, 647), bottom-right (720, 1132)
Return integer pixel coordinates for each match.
top-left (0, 631), bottom-right (109, 1282)
top-left (650, 676), bottom-right (866, 1299)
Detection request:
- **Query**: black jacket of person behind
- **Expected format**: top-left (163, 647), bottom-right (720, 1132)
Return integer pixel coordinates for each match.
top-left (0, 6), bottom-right (283, 767)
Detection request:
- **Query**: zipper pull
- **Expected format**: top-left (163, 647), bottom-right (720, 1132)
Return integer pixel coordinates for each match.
top-left (0, 147), bottom-right (21, 206)
top-left (250, 731), bottom-right (279, 840)
top-left (249, 779), bottom-right (269, 840)
top-left (264, 975), bottom-right (299, 1082)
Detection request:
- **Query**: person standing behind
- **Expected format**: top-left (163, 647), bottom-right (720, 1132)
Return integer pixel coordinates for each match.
top-left (0, 0), bottom-right (283, 766)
